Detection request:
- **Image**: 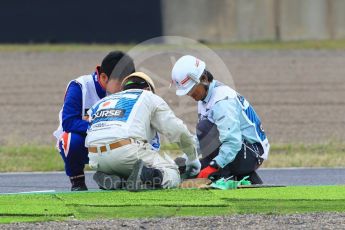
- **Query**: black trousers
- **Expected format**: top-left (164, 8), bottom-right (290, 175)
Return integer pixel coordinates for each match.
top-left (200, 140), bottom-right (264, 180)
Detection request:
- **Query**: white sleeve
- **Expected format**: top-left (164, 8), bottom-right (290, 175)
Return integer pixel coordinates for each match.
top-left (150, 95), bottom-right (198, 161)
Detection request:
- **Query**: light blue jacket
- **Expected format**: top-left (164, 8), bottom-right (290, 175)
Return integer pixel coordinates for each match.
top-left (198, 80), bottom-right (269, 168)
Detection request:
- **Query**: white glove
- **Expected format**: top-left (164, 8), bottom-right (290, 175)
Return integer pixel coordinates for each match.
top-left (185, 158), bottom-right (201, 177)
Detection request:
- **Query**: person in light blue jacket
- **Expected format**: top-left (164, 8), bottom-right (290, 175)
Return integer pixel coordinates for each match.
top-left (171, 55), bottom-right (270, 184)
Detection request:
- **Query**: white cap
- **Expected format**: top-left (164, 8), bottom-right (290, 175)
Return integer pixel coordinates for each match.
top-left (171, 55), bottom-right (206, 96)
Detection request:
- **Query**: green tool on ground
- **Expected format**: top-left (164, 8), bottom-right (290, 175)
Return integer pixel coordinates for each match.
top-left (210, 176), bottom-right (251, 190)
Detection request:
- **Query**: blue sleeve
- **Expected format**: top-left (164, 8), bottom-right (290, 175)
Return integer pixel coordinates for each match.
top-left (150, 132), bottom-right (161, 151)
top-left (62, 81), bottom-right (89, 134)
top-left (212, 99), bottom-right (242, 168)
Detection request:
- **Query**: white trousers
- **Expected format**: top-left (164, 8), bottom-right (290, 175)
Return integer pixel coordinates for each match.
top-left (88, 141), bottom-right (181, 188)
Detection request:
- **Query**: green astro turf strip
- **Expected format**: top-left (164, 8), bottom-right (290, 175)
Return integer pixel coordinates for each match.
top-left (0, 186), bottom-right (345, 223)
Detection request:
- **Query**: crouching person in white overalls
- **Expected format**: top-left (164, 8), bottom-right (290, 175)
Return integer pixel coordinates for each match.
top-left (85, 72), bottom-right (201, 191)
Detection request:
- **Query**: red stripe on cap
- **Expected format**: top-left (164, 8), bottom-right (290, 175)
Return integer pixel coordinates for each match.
top-left (180, 76), bottom-right (190, 85)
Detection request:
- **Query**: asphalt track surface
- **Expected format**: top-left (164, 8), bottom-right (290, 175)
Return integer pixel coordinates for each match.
top-left (0, 168), bottom-right (344, 194)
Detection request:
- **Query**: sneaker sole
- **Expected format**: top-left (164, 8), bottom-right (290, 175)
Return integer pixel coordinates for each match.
top-left (126, 159), bottom-right (144, 192)
top-left (93, 171), bottom-right (123, 190)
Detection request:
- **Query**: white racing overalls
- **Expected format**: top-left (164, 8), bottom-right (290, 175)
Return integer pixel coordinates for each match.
top-left (86, 89), bottom-right (197, 188)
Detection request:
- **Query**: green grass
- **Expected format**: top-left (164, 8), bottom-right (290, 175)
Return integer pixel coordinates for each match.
top-left (1, 39), bottom-right (345, 52)
top-left (262, 142), bottom-right (345, 168)
top-left (0, 186), bottom-right (344, 223)
top-left (0, 142), bottom-right (344, 172)
top-left (0, 44), bottom-right (135, 52)
top-left (209, 39), bottom-right (345, 50)
top-left (164, 141), bottom-right (345, 168)
top-left (0, 145), bottom-right (64, 172)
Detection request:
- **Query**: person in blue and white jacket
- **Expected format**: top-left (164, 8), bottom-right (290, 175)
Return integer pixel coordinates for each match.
top-left (53, 51), bottom-right (136, 191)
top-left (171, 55), bottom-right (270, 184)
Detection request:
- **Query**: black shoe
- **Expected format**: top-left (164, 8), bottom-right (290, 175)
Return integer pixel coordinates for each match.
top-left (126, 159), bottom-right (163, 192)
top-left (93, 171), bottom-right (124, 190)
top-left (71, 184), bottom-right (88, 191)
top-left (248, 171), bottom-right (263, 184)
top-left (174, 157), bottom-right (186, 174)
top-left (70, 175), bottom-right (88, 191)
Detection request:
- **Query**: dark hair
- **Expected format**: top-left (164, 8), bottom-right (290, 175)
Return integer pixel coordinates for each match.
top-left (100, 51), bottom-right (135, 81)
top-left (203, 69), bottom-right (214, 82)
top-left (122, 76), bottom-right (150, 91)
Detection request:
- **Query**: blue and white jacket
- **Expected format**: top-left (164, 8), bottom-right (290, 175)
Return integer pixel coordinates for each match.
top-left (53, 67), bottom-right (161, 151)
top-left (198, 80), bottom-right (270, 168)
top-left (53, 67), bottom-right (106, 143)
